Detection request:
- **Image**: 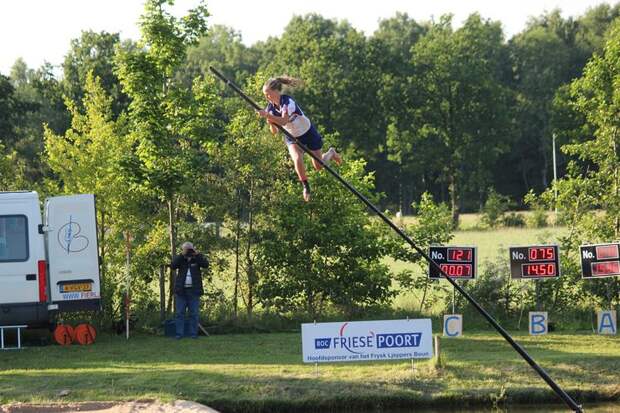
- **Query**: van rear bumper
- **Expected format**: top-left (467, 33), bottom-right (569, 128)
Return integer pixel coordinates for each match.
top-left (0, 299), bottom-right (101, 327)
top-left (55, 299), bottom-right (101, 312)
top-left (0, 302), bottom-right (50, 327)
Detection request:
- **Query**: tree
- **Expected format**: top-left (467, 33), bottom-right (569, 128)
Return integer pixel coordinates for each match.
top-left (541, 21), bottom-right (620, 309)
top-left (408, 14), bottom-right (513, 222)
top-left (257, 159), bottom-right (396, 318)
top-left (115, 0), bottom-right (213, 310)
top-left (8, 60), bottom-right (70, 185)
top-left (369, 13), bottom-right (428, 212)
top-left (44, 73), bottom-right (137, 320)
top-left (506, 11), bottom-right (580, 197)
top-left (261, 14), bottom-right (382, 157)
top-left (181, 25), bottom-right (259, 87)
top-left (62, 30), bottom-right (129, 117)
top-left (0, 74), bottom-right (22, 143)
top-left (392, 192), bottom-right (454, 312)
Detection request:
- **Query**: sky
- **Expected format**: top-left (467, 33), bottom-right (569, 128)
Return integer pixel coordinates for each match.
top-left (0, 0), bottom-right (615, 75)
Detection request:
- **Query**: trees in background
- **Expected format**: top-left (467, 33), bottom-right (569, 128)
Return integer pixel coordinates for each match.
top-left (114, 0), bottom-right (214, 310)
top-left (408, 15), bottom-right (514, 223)
top-left (537, 20), bottom-right (620, 310)
top-left (2, 3), bottom-right (620, 321)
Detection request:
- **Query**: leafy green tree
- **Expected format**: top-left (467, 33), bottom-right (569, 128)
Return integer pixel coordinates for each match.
top-left (409, 14), bottom-right (513, 222)
top-left (115, 0), bottom-right (213, 309)
top-left (392, 192), bottom-right (454, 312)
top-left (44, 73), bottom-right (137, 321)
top-left (261, 14), bottom-right (381, 157)
top-left (62, 30), bottom-right (129, 117)
top-left (8, 60), bottom-right (70, 185)
top-left (181, 25), bottom-right (259, 86)
top-left (0, 143), bottom-right (27, 191)
top-left (574, 3), bottom-right (620, 57)
top-left (541, 21), bottom-right (620, 309)
top-left (257, 159), bottom-right (395, 318)
top-left (0, 74), bottom-right (23, 144)
top-left (481, 189), bottom-right (512, 228)
top-left (370, 13), bottom-right (428, 212)
top-left (207, 73), bottom-right (289, 317)
top-left (506, 11), bottom-right (579, 196)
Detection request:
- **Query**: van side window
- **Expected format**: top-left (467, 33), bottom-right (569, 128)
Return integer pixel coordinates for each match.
top-left (0, 215), bottom-right (29, 262)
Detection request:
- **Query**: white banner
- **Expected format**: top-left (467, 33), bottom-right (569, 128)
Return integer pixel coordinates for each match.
top-left (301, 319), bottom-right (433, 363)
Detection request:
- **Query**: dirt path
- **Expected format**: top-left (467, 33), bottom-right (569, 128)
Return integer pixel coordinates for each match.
top-left (0, 400), bottom-right (220, 413)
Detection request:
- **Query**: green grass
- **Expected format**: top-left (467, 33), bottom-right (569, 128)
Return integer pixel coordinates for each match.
top-left (397, 211), bottom-right (560, 231)
top-left (0, 332), bottom-right (617, 412)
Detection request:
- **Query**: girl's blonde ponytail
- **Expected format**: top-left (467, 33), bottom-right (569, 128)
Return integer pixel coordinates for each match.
top-left (265, 76), bottom-right (303, 91)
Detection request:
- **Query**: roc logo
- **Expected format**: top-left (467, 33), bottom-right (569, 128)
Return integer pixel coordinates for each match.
top-left (315, 338), bottom-right (331, 349)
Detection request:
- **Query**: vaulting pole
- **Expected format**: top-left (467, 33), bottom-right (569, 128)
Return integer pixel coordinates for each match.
top-left (209, 66), bottom-right (583, 412)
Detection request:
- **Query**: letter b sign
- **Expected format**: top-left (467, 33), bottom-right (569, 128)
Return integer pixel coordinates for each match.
top-left (529, 312), bottom-right (548, 335)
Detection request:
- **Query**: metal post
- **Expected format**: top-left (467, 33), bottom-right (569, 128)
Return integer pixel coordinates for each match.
top-left (210, 67), bottom-right (584, 412)
top-left (452, 285), bottom-right (456, 314)
top-left (552, 133), bottom-right (558, 215)
top-left (159, 265), bottom-right (166, 322)
top-left (125, 232), bottom-right (132, 340)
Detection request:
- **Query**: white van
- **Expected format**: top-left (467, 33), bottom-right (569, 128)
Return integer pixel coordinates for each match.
top-left (0, 191), bottom-right (101, 327)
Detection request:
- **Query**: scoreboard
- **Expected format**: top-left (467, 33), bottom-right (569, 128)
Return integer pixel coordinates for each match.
top-left (509, 245), bottom-right (560, 279)
top-left (429, 246), bottom-right (477, 280)
top-left (580, 243), bottom-right (620, 278)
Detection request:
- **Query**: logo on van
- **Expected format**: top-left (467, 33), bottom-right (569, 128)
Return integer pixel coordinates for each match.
top-left (57, 215), bottom-right (89, 253)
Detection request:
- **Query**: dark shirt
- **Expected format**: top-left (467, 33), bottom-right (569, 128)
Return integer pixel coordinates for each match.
top-left (171, 253), bottom-right (209, 295)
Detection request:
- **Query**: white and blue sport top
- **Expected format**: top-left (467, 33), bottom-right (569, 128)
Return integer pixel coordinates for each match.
top-left (266, 95), bottom-right (312, 138)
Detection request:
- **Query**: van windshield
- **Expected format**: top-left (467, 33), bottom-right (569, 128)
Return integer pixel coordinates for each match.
top-left (0, 215), bottom-right (29, 262)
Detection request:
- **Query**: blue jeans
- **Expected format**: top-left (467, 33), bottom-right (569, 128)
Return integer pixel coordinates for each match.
top-left (174, 291), bottom-right (200, 337)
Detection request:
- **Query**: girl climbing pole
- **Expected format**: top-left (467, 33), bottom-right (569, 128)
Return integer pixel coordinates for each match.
top-left (257, 76), bottom-right (341, 202)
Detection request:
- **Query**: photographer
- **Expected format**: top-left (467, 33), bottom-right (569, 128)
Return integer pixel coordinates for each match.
top-left (171, 241), bottom-right (209, 339)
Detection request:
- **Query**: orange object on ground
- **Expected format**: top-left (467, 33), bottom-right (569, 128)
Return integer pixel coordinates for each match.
top-left (53, 325), bottom-right (73, 346)
top-left (74, 323), bottom-right (96, 345)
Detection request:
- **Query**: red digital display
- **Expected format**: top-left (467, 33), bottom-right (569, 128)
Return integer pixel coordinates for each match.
top-left (596, 245), bottom-right (619, 260)
top-left (448, 248), bottom-right (473, 262)
top-left (591, 261), bottom-right (620, 277)
top-left (440, 264), bottom-right (472, 277)
top-left (522, 263), bottom-right (556, 277)
top-left (528, 247), bottom-right (555, 261)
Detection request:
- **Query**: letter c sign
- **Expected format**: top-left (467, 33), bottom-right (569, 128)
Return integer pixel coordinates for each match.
top-left (443, 314), bottom-right (462, 337)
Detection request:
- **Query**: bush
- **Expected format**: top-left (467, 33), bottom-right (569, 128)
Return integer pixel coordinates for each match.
top-left (481, 189), bottom-right (512, 228)
top-left (523, 191), bottom-right (549, 228)
top-left (502, 212), bottom-right (526, 227)
top-left (526, 207), bottom-right (548, 228)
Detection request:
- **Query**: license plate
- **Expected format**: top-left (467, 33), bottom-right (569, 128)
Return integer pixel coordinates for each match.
top-left (60, 283), bottom-right (92, 293)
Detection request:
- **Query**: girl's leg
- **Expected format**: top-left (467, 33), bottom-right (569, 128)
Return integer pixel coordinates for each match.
top-left (310, 148), bottom-right (342, 171)
top-left (288, 144), bottom-right (311, 201)
top-left (310, 150), bottom-right (324, 171)
top-left (288, 144), bottom-right (307, 181)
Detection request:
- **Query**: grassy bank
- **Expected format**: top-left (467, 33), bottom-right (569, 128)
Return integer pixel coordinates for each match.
top-left (0, 332), bottom-right (618, 412)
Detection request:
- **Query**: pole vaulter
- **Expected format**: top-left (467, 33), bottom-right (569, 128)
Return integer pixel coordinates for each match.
top-left (209, 66), bottom-right (583, 413)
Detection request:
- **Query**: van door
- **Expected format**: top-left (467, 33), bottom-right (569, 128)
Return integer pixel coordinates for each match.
top-left (0, 192), bottom-right (44, 306)
top-left (45, 194), bottom-right (101, 312)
